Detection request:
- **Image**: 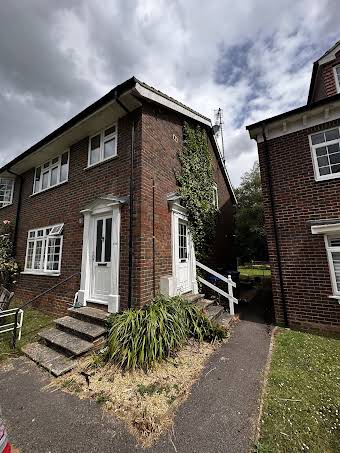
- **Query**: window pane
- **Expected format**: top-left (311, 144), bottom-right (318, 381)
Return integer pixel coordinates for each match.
top-left (311, 132), bottom-right (325, 145)
top-left (42, 171), bottom-right (49, 190)
top-left (60, 163), bottom-right (68, 182)
top-left (317, 156), bottom-right (329, 167)
top-left (26, 241), bottom-right (34, 269)
top-left (34, 167), bottom-right (41, 192)
top-left (104, 138), bottom-right (116, 159)
top-left (316, 146), bottom-right (327, 157)
top-left (332, 252), bottom-right (340, 291)
top-left (52, 157), bottom-right (59, 165)
top-left (325, 128), bottom-right (340, 141)
top-left (105, 218), bottom-right (112, 262)
top-left (90, 147), bottom-right (101, 165)
top-left (329, 153), bottom-right (340, 165)
top-left (51, 166), bottom-right (58, 186)
top-left (319, 167), bottom-right (331, 175)
top-left (331, 164), bottom-right (340, 174)
top-left (328, 143), bottom-right (340, 154)
top-left (104, 125), bottom-right (116, 136)
top-left (46, 237), bottom-right (61, 271)
top-left (90, 135), bottom-right (100, 150)
top-left (96, 219), bottom-right (103, 262)
top-left (34, 239), bottom-right (44, 270)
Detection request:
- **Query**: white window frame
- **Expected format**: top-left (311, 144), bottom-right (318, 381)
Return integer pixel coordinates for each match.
top-left (33, 150), bottom-right (69, 194)
top-left (325, 235), bottom-right (340, 296)
top-left (0, 178), bottom-right (14, 209)
top-left (309, 126), bottom-right (340, 182)
top-left (87, 123), bottom-right (118, 168)
top-left (333, 64), bottom-right (340, 94)
top-left (212, 184), bottom-right (219, 209)
top-left (23, 224), bottom-right (64, 275)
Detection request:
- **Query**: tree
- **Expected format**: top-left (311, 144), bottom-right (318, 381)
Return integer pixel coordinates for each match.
top-left (235, 162), bottom-right (267, 264)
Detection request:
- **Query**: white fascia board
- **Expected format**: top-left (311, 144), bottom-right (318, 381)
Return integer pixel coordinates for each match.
top-left (311, 223), bottom-right (340, 235)
top-left (318, 42), bottom-right (340, 65)
top-left (134, 83), bottom-right (212, 127)
top-left (248, 99), bottom-right (340, 143)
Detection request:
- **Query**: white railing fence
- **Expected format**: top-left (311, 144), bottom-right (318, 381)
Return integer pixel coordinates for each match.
top-left (0, 308), bottom-right (24, 341)
top-left (196, 261), bottom-right (238, 315)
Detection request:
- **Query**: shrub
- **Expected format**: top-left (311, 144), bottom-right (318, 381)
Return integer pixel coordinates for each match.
top-left (106, 295), bottom-right (227, 370)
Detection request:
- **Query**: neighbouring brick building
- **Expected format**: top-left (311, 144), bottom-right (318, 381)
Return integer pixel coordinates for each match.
top-left (0, 77), bottom-right (236, 316)
top-left (247, 41), bottom-right (340, 333)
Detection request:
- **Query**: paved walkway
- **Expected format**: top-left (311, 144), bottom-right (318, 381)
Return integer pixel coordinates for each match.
top-left (0, 300), bottom-right (272, 453)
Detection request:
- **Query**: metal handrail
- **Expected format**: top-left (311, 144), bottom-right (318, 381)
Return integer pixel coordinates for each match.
top-left (12, 271), bottom-right (80, 348)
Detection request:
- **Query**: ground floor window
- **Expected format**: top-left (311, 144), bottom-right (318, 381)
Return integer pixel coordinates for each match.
top-left (325, 235), bottom-right (340, 295)
top-left (25, 224), bottom-right (64, 274)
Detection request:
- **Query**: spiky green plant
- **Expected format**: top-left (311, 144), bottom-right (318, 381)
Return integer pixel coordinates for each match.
top-left (106, 295), bottom-right (227, 370)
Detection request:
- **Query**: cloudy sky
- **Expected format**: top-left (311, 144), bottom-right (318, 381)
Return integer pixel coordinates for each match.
top-left (1, 1), bottom-right (339, 186)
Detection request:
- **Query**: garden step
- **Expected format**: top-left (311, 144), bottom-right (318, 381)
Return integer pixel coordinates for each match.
top-left (68, 306), bottom-right (109, 326)
top-left (22, 342), bottom-right (75, 377)
top-left (55, 316), bottom-right (106, 341)
top-left (206, 305), bottom-right (224, 322)
top-left (183, 293), bottom-right (204, 303)
top-left (218, 313), bottom-right (238, 329)
top-left (39, 328), bottom-right (93, 357)
top-left (195, 298), bottom-right (215, 311)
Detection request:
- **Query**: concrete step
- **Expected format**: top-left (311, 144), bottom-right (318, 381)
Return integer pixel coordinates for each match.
top-left (22, 342), bottom-right (75, 377)
top-left (68, 306), bottom-right (109, 326)
top-left (55, 316), bottom-right (106, 341)
top-left (195, 298), bottom-right (215, 311)
top-left (206, 305), bottom-right (225, 322)
top-left (218, 312), bottom-right (238, 329)
top-left (183, 293), bottom-right (205, 303)
top-left (39, 328), bottom-right (93, 357)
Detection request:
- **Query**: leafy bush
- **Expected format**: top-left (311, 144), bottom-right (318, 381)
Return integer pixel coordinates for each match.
top-left (106, 295), bottom-right (227, 370)
top-left (0, 220), bottom-right (19, 289)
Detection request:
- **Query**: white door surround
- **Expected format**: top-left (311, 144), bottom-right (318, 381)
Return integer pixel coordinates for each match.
top-left (160, 195), bottom-right (198, 297)
top-left (78, 195), bottom-right (126, 313)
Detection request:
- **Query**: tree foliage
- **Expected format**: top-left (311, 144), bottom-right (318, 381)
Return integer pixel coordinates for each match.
top-left (0, 220), bottom-right (19, 288)
top-left (176, 123), bottom-right (216, 261)
top-left (235, 162), bottom-right (267, 263)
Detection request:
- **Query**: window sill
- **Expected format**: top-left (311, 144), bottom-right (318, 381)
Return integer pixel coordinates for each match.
top-left (21, 271), bottom-right (61, 277)
top-left (0, 203), bottom-right (13, 210)
top-left (328, 295), bottom-right (340, 304)
top-left (84, 154), bottom-right (118, 171)
top-left (30, 180), bottom-right (68, 197)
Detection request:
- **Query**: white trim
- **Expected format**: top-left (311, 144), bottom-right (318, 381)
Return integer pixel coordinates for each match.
top-left (333, 65), bottom-right (340, 94)
top-left (311, 222), bottom-right (340, 235)
top-left (134, 82), bottom-right (211, 127)
top-left (309, 126), bottom-right (340, 182)
top-left (87, 123), bottom-right (118, 168)
top-left (20, 271), bottom-right (60, 277)
top-left (78, 197), bottom-right (121, 313)
top-left (324, 234), bottom-right (340, 296)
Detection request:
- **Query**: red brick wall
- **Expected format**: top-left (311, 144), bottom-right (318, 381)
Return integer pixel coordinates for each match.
top-left (258, 119), bottom-right (340, 333)
top-left (312, 51), bottom-right (340, 102)
top-left (137, 102), bottom-right (234, 306)
top-left (0, 110), bottom-right (142, 316)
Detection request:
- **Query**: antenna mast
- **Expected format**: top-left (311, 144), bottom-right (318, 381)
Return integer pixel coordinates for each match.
top-left (214, 108), bottom-right (225, 164)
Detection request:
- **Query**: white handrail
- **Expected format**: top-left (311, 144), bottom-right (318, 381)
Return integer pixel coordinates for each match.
top-left (0, 309), bottom-right (24, 341)
top-left (196, 261), bottom-right (238, 315)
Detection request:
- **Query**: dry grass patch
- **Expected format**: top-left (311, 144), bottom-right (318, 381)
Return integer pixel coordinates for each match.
top-left (50, 340), bottom-right (220, 446)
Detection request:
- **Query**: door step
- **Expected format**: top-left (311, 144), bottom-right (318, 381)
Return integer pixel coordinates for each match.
top-left (23, 306), bottom-right (110, 377)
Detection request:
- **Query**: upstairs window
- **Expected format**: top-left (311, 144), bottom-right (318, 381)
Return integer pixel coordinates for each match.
top-left (33, 151), bottom-right (69, 194)
top-left (0, 178), bottom-right (14, 208)
top-left (24, 224), bottom-right (64, 274)
top-left (333, 65), bottom-right (340, 93)
top-left (88, 124), bottom-right (117, 167)
top-left (212, 184), bottom-right (219, 209)
top-left (310, 127), bottom-right (340, 181)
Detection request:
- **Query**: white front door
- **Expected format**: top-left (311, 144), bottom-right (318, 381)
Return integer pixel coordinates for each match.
top-left (91, 215), bottom-right (113, 302)
top-left (175, 218), bottom-right (192, 294)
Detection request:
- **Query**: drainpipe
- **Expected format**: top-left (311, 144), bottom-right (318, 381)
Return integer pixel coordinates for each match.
top-left (262, 125), bottom-right (289, 327)
top-left (5, 167), bottom-right (23, 256)
top-left (152, 178), bottom-right (156, 297)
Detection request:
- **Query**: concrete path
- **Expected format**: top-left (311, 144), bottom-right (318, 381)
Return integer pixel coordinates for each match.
top-left (0, 300), bottom-right (272, 453)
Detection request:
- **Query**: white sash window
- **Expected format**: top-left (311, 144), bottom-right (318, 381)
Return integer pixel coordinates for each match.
top-left (325, 236), bottom-right (340, 295)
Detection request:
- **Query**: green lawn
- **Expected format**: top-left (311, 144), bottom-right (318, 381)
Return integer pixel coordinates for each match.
top-left (0, 306), bottom-right (54, 363)
top-left (239, 265), bottom-right (271, 278)
top-left (256, 329), bottom-right (340, 453)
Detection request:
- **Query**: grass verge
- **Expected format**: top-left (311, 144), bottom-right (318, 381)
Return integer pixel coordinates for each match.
top-left (0, 306), bottom-right (54, 364)
top-left (239, 265), bottom-right (271, 279)
top-left (256, 329), bottom-right (340, 453)
top-left (50, 340), bottom-right (221, 447)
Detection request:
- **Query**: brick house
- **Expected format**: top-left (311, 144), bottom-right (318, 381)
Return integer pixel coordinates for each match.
top-left (0, 77), bottom-right (236, 317)
top-left (247, 41), bottom-right (340, 333)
